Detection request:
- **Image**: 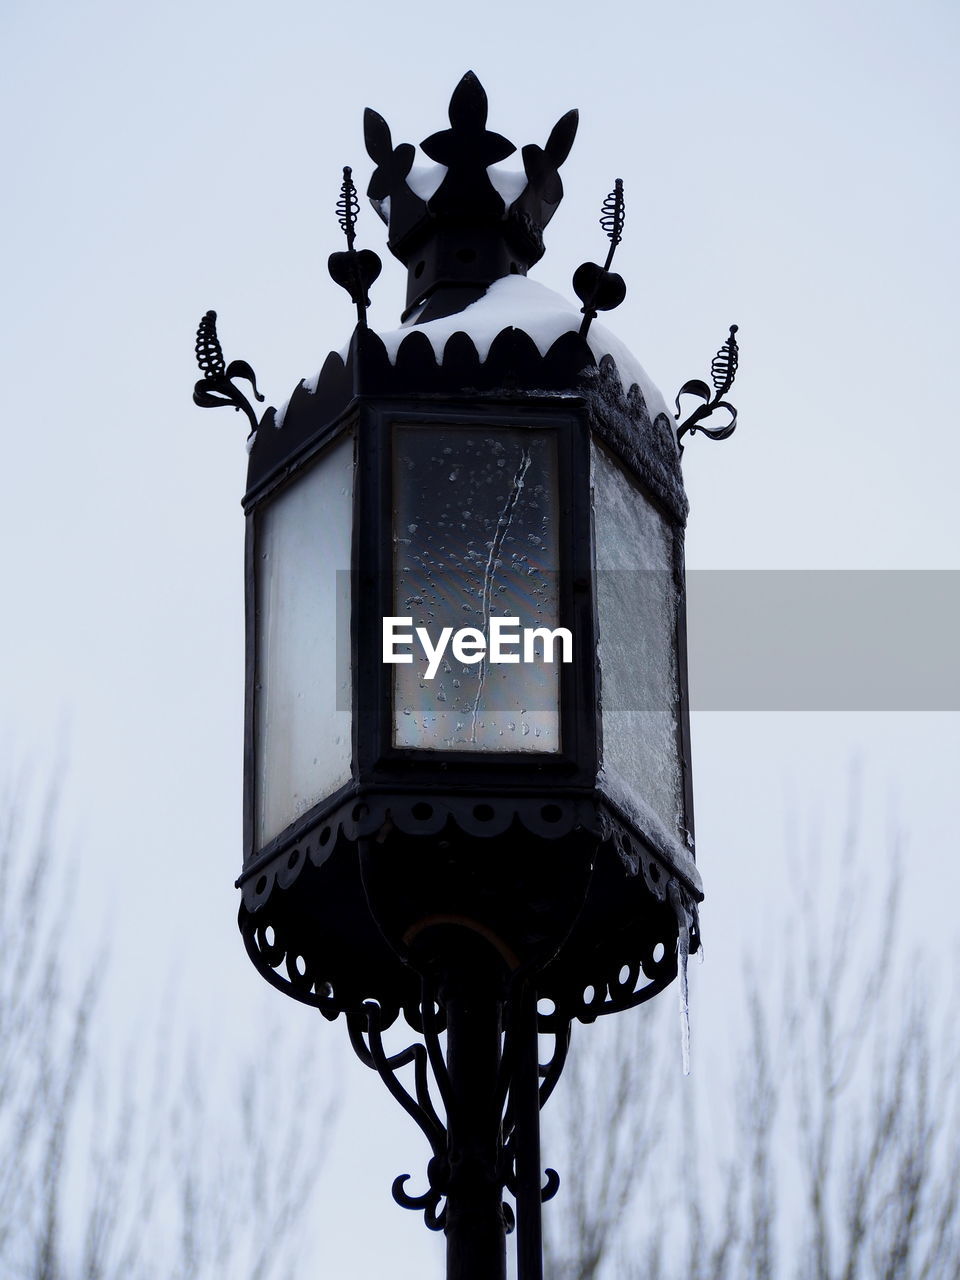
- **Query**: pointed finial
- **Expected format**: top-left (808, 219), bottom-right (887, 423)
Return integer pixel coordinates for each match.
top-left (327, 165), bottom-right (382, 329)
top-left (363, 76), bottom-right (578, 320)
top-left (573, 179), bottom-right (627, 338)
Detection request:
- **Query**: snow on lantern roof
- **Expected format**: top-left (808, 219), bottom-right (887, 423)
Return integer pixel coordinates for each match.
top-left (254, 273), bottom-right (686, 525)
top-left (370, 275), bottom-right (671, 424)
top-left (197, 71), bottom-right (741, 528)
top-left (240, 73), bottom-right (702, 517)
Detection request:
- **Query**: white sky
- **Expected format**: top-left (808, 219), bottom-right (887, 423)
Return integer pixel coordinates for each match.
top-left (1, 0), bottom-right (958, 1274)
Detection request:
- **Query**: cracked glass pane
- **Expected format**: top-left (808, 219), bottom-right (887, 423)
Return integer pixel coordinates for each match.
top-left (392, 425), bottom-right (560, 751)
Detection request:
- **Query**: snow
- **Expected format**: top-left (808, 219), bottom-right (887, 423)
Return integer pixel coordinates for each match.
top-left (487, 165), bottom-right (528, 205)
top-left (386, 164), bottom-right (525, 208)
top-left (273, 374), bottom-right (318, 430)
top-left (274, 393), bottom-right (295, 431)
top-left (370, 275), bottom-right (671, 416)
top-left (598, 765), bottom-right (703, 895)
top-left (406, 164), bottom-right (446, 202)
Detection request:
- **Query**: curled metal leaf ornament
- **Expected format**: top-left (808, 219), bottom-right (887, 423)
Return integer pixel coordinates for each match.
top-left (192, 310), bottom-right (264, 436)
top-left (675, 324), bottom-right (740, 451)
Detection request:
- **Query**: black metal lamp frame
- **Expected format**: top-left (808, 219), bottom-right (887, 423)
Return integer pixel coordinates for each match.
top-left (234, 361), bottom-right (698, 1279)
top-left (192, 71), bottom-right (740, 1280)
top-left (357, 400), bottom-right (594, 786)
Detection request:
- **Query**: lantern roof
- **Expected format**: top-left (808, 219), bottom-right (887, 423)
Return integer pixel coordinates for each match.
top-left (250, 299), bottom-right (688, 525)
top-left (213, 74), bottom-right (741, 516)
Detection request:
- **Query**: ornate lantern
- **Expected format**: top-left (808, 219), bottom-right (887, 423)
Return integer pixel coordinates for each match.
top-left (194, 71), bottom-right (738, 1280)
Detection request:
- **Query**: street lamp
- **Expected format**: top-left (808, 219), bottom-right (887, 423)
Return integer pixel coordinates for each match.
top-left (194, 71), bottom-right (738, 1280)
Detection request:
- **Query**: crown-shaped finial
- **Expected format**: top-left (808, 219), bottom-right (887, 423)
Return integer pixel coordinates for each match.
top-left (364, 72), bottom-right (578, 323)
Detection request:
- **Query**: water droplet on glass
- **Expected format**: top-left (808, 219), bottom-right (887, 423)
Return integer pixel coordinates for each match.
top-left (402, 707), bottom-right (412, 716)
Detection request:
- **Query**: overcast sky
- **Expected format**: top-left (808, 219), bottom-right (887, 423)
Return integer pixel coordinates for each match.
top-left (2, 0), bottom-right (958, 1274)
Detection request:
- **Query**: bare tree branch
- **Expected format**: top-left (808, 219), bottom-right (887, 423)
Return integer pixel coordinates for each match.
top-left (541, 787), bottom-right (959, 1280)
top-left (0, 770), bottom-right (339, 1280)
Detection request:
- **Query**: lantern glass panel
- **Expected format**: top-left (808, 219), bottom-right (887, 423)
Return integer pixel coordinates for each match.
top-left (255, 430), bottom-right (354, 847)
top-left (591, 440), bottom-right (683, 836)
top-left (392, 424), bottom-right (561, 752)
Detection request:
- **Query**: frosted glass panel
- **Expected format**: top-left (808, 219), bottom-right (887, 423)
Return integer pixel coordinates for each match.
top-left (256, 432), bottom-right (353, 847)
top-left (393, 425), bottom-right (560, 751)
top-left (592, 440), bottom-right (682, 836)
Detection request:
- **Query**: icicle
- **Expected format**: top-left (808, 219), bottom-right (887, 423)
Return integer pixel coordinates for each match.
top-left (668, 880), bottom-right (694, 1076)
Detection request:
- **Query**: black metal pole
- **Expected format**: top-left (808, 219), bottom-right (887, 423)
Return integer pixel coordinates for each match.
top-left (442, 967), bottom-right (507, 1280)
top-left (513, 981), bottom-right (544, 1280)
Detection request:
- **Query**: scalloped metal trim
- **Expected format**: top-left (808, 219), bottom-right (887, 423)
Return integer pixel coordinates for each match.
top-left (239, 902), bottom-right (416, 1026)
top-left (238, 790), bottom-right (603, 913)
top-left (239, 787), bottom-right (700, 916)
top-left (245, 325), bottom-right (685, 513)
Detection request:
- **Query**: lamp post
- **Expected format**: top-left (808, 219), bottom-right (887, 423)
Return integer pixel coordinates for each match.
top-left (194, 71), bottom-right (738, 1280)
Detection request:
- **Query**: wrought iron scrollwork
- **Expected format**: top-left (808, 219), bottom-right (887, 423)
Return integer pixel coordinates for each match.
top-left (500, 1004), bottom-right (567, 1207)
top-left (533, 1014), bottom-right (571, 1113)
top-left (675, 324), bottom-right (740, 451)
top-left (347, 986), bottom-right (451, 1230)
top-left (574, 178), bottom-right (628, 338)
top-left (345, 975), bottom-right (573, 1234)
top-left (192, 310), bottom-right (265, 436)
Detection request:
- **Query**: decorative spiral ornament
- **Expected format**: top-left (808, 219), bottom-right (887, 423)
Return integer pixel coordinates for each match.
top-left (194, 310), bottom-right (225, 380)
top-left (710, 324), bottom-right (739, 398)
top-left (575, 178), bottom-right (628, 337)
top-left (336, 166), bottom-right (360, 248)
top-left (675, 323), bottom-right (741, 450)
top-left (599, 178), bottom-right (625, 250)
top-left (191, 311), bottom-right (264, 436)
